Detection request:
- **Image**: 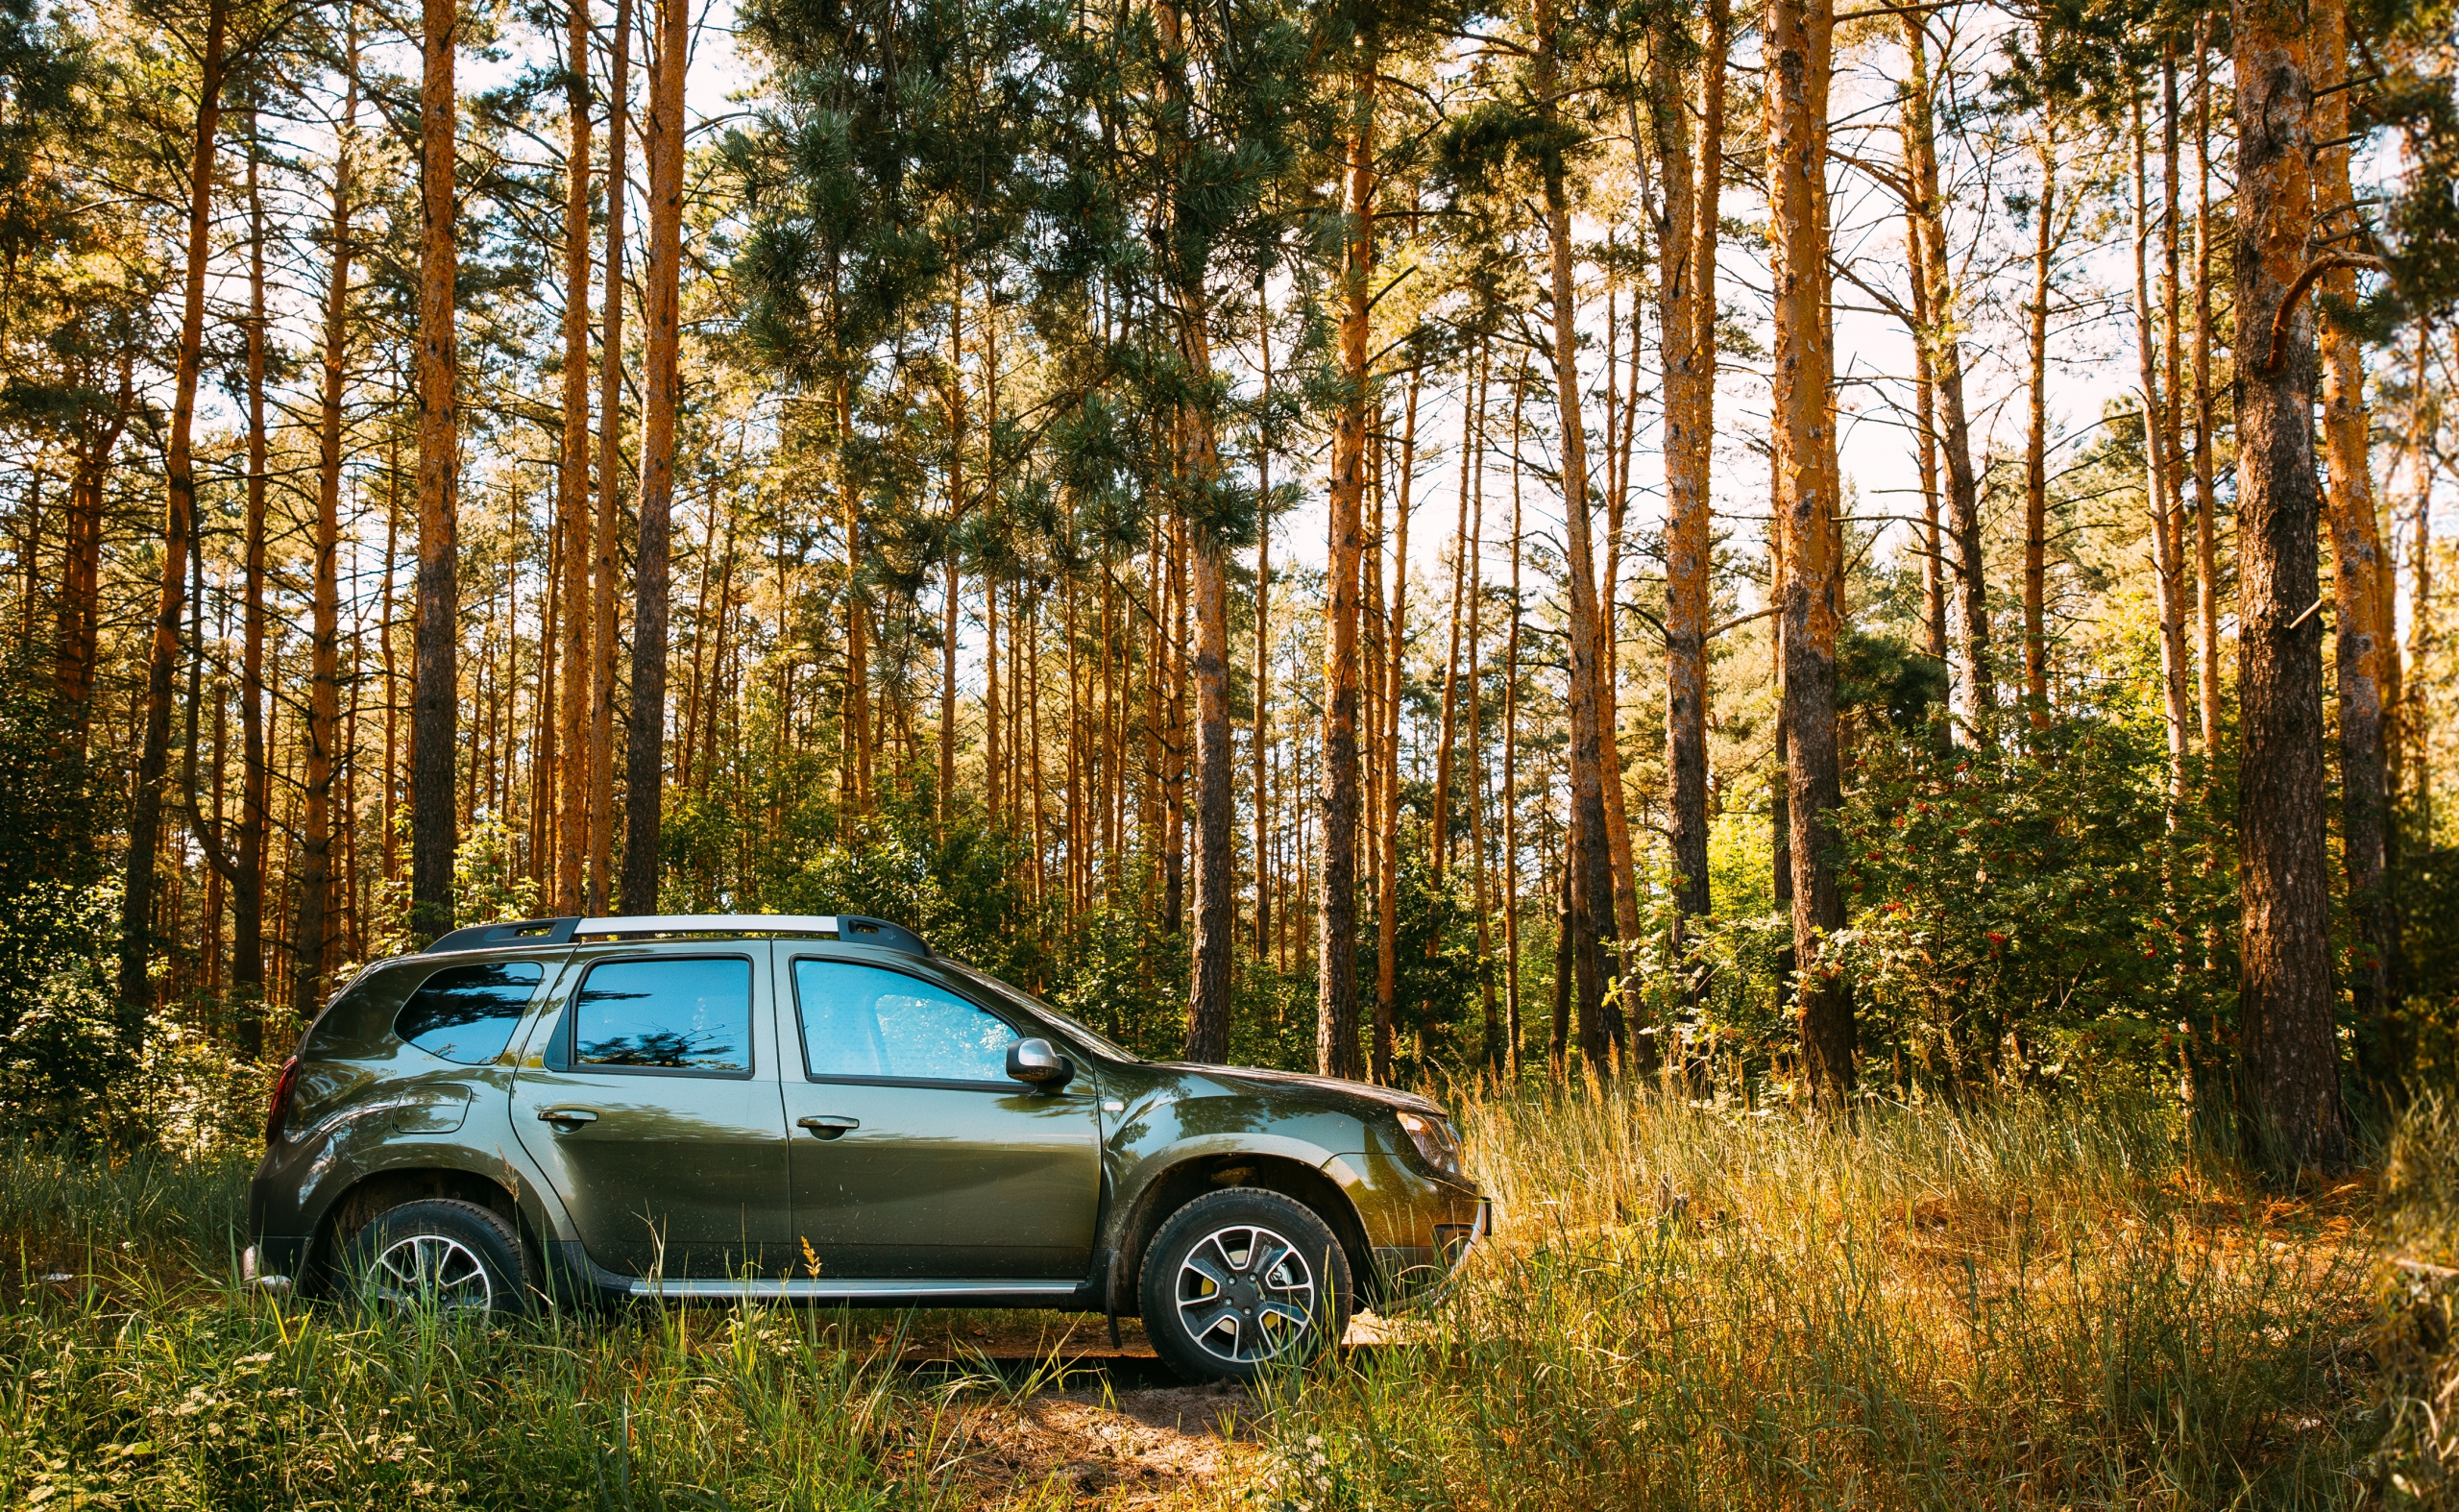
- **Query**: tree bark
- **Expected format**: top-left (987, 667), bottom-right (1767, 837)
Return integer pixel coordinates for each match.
top-left (590, 0), bottom-right (630, 910)
top-left (296, 45), bottom-right (357, 1016)
top-left (1253, 304), bottom-right (1272, 959)
top-left (1316, 47), bottom-right (1372, 1080)
top-left (1502, 373), bottom-right (1525, 1082)
top-left (620, 0), bottom-right (685, 915)
top-left (1373, 368), bottom-right (1419, 1080)
top-left (1663, 0), bottom-right (1727, 934)
top-left (2313, 0), bottom-right (2399, 1082)
top-left (2192, 24), bottom-right (2223, 757)
top-left (1771, 0), bottom-right (1852, 1110)
top-left (1535, 0), bottom-right (1620, 1072)
top-left (410, 0), bottom-right (461, 940)
top-left (1901, 14), bottom-right (1989, 738)
top-left (118, 0), bottom-right (227, 1022)
top-left (2232, 0), bottom-right (2349, 1173)
top-left (2024, 95), bottom-right (2054, 723)
top-left (1185, 486), bottom-right (1235, 1062)
top-left (1433, 370), bottom-right (1473, 881)
top-left (1464, 342), bottom-right (1494, 1063)
top-left (557, 0), bottom-right (595, 914)
top-left (234, 96), bottom-right (270, 1033)
top-left (2133, 94), bottom-right (2193, 800)
top-left (939, 278), bottom-right (963, 843)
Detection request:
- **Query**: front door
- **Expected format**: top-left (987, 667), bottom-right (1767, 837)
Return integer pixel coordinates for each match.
top-left (776, 953), bottom-right (1102, 1280)
top-left (510, 944), bottom-right (789, 1278)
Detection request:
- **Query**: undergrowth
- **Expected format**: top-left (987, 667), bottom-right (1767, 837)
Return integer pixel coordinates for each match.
top-left (0, 1091), bottom-right (2406, 1509)
top-left (1243, 1087), bottom-right (2380, 1510)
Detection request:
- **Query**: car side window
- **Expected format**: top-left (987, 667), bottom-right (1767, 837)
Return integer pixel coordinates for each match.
top-left (571, 956), bottom-right (753, 1075)
top-left (394, 961), bottom-right (545, 1064)
top-left (793, 961), bottom-right (1018, 1084)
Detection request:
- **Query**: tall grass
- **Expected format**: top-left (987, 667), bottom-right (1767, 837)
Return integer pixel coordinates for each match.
top-left (0, 1092), bottom-right (2390, 1508)
top-left (1246, 1087), bottom-right (2375, 1510)
top-left (0, 1151), bottom-right (1075, 1508)
top-left (2369, 1094), bottom-right (2459, 1504)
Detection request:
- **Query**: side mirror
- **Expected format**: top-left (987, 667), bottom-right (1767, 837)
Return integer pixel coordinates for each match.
top-left (1006, 1037), bottom-right (1074, 1087)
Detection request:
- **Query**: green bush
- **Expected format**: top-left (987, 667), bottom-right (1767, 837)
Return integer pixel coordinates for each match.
top-left (1826, 717), bottom-right (2237, 1099)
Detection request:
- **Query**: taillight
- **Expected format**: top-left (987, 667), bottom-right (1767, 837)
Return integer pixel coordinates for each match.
top-left (264, 1057), bottom-right (302, 1147)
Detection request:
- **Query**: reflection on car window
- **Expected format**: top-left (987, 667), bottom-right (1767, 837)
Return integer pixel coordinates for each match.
top-left (572, 957), bottom-right (752, 1073)
top-left (394, 961), bottom-right (544, 1064)
top-left (794, 962), bottom-right (1018, 1082)
top-left (950, 964), bottom-right (1142, 1062)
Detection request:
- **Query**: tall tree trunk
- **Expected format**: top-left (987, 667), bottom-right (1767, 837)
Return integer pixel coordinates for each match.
top-left (1902, 17), bottom-right (1989, 735)
top-left (556, 0), bottom-right (594, 914)
top-left (1253, 304), bottom-right (1272, 959)
top-left (939, 277), bottom-right (964, 844)
top-left (2314, 0), bottom-right (2400, 1084)
top-left (118, 0), bottom-right (227, 1022)
top-left (2192, 23), bottom-right (2223, 757)
top-left (620, 0), bottom-right (684, 915)
top-left (2232, 0), bottom-right (2349, 1173)
top-left (1373, 369), bottom-right (1419, 1080)
top-left (1186, 454), bottom-right (1235, 1061)
top-left (1771, 0), bottom-right (1851, 1110)
top-left (1466, 344), bottom-right (1495, 1063)
top-left (840, 370), bottom-right (871, 829)
top-left (296, 44), bottom-right (357, 1016)
top-left (1535, 0), bottom-right (1619, 1072)
top-left (1663, 0), bottom-right (1726, 938)
top-left (1316, 45), bottom-right (1372, 1080)
top-left (410, 0), bottom-right (461, 940)
top-left (590, 0), bottom-right (630, 910)
top-left (234, 97), bottom-right (270, 1036)
top-left (1907, 219), bottom-right (1946, 687)
top-left (2133, 95), bottom-right (2193, 800)
top-left (55, 355), bottom-right (131, 738)
top-left (2161, 49), bottom-right (2193, 759)
top-left (1502, 373), bottom-right (1524, 1082)
top-left (2410, 329), bottom-right (2438, 825)
top-left (1433, 369), bottom-right (1473, 881)
top-left (2024, 94), bottom-right (2054, 723)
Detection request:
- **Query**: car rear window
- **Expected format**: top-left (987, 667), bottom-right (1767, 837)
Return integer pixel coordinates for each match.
top-left (394, 961), bottom-right (547, 1064)
top-left (571, 956), bottom-right (752, 1074)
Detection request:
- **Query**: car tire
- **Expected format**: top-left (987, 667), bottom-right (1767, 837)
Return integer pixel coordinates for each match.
top-left (344, 1198), bottom-right (529, 1317)
top-left (1138, 1187), bottom-right (1352, 1384)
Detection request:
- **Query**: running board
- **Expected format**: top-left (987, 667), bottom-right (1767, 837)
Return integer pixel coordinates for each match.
top-left (623, 1277), bottom-right (1087, 1304)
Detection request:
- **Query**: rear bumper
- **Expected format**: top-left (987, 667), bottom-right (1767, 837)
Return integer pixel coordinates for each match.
top-left (242, 1236), bottom-right (306, 1295)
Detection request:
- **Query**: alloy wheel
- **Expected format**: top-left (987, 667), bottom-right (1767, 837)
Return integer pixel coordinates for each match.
top-left (369, 1232), bottom-right (496, 1312)
top-left (1174, 1223), bottom-right (1318, 1365)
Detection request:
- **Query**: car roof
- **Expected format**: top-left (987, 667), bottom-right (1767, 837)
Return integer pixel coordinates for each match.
top-left (420, 914), bottom-right (932, 960)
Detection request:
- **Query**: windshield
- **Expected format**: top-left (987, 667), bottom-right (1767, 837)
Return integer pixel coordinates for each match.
top-left (953, 964), bottom-right (1144, 1063)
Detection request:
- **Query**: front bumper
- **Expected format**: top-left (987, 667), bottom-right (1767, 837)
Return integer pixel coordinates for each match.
top-left (1374, 1196), bottom-right (1491, 1309)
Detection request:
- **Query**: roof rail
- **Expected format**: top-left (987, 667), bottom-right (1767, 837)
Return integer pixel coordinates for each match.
top-left (424, 917), bottom-right (581, 954)
top-left (423, 914), bottom-right (933, 959)
top-left (567, 914), bottom-right (933, 959)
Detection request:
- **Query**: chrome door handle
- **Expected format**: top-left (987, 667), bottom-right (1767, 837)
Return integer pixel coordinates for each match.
top-left (537, 1107), bottom-right (599, 1128)
top-left (797, 1114), bottom-right (859, 1139)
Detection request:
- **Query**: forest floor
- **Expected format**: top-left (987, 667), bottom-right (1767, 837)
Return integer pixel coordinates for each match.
top-left (0, 1089), bottom-right (2429, 1510)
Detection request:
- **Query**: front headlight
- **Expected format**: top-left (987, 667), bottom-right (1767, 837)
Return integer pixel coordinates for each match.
top-left (1397, 1110), bottom-right (1463, 1180)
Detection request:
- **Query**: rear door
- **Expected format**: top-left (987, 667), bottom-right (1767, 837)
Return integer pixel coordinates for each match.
top-left (510, 942), bottom-right (789, 1278)
top-left (775, 952), bottom-right (1102, 1280)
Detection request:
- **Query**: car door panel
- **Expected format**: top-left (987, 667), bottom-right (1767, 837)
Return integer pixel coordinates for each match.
top-left (510, 944), bottom-right (789, 1278)
top-left (777, 954), bottom-right (1101, 1280)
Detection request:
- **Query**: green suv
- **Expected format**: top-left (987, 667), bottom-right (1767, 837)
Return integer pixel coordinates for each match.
top-left (246, 914), bottom-right (1489, 1381)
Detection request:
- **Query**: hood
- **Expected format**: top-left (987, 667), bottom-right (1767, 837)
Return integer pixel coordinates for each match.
top-left (1160, 1061), bottom-right (1452, 1119)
